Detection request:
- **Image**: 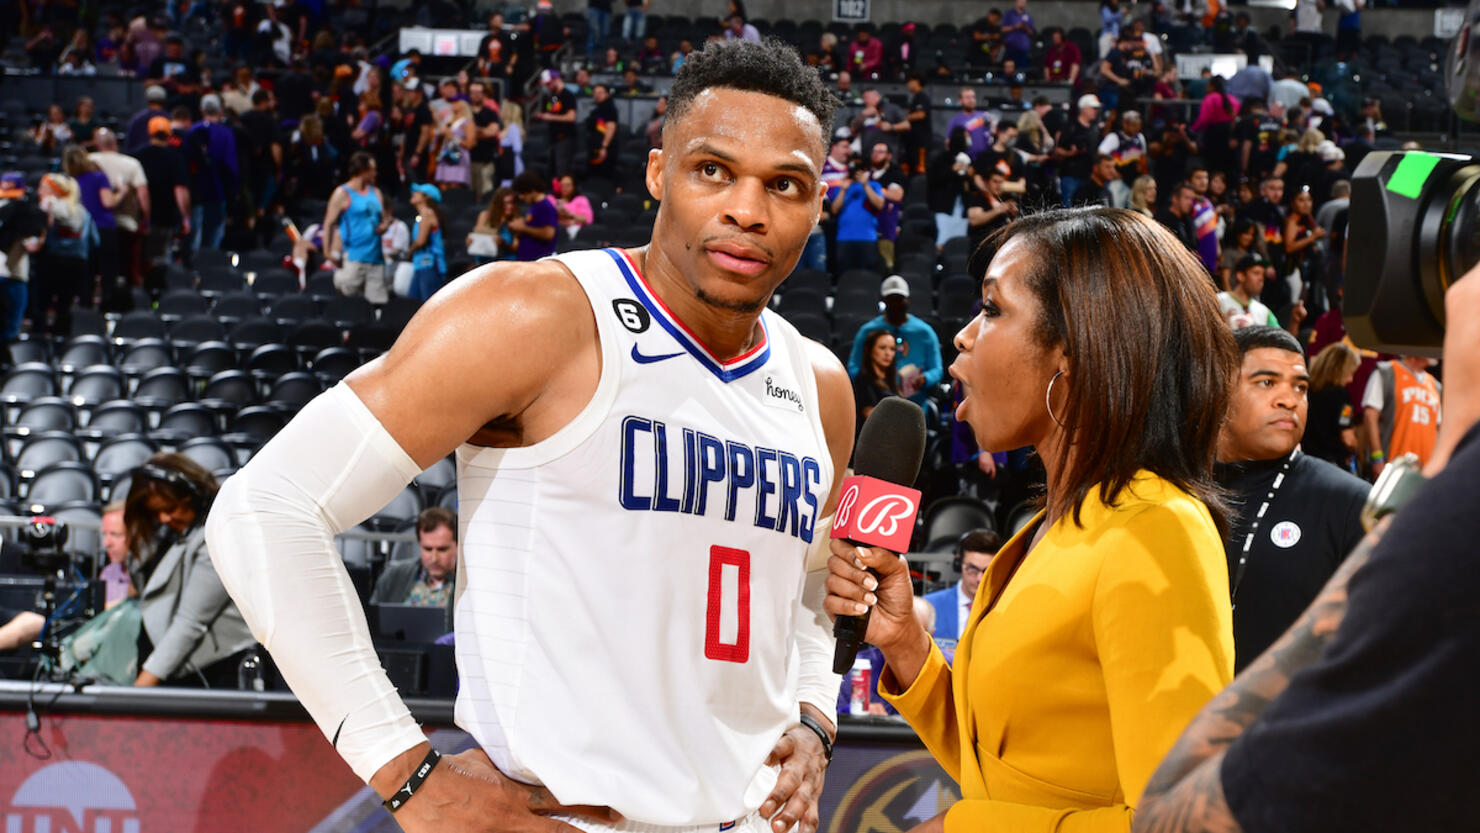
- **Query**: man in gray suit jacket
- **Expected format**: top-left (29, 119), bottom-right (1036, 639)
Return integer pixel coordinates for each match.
top-left (371, 507), bottom-right (458, 609)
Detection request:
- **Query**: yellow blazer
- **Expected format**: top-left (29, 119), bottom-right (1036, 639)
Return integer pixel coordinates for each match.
top-left (881, 473), bottom-right (1233, 832)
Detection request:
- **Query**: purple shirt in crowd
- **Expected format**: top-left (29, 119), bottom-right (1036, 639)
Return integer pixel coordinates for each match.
top-left (516, 199), bottom-right (560, 261)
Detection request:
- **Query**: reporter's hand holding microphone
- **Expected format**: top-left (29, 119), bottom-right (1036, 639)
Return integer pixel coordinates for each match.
top-left (822, 398), bottom-right (937, 693)
top-left (824, 535), bottom-right (936, 693)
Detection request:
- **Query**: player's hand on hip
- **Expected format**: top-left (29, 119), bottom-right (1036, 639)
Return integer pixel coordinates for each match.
top-left (385, 746), bottom-right (622, 833)
top-left (760, 722), bottom-right (827, 833)
top-left (823, 540), bottom-right (917, 653)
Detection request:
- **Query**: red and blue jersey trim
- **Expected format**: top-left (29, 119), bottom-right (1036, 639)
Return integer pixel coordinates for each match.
top-left (603, 247), bottom-right (772, 383)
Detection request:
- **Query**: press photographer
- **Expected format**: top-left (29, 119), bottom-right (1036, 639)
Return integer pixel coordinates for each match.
top-left (1130, 141), bottom-right (1480, 831)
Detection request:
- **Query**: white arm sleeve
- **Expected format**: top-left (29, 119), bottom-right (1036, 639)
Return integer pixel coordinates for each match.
top-left (795, 515), bottom-right (842, 724)
top-left (206, 383), bottom-right (428, 783)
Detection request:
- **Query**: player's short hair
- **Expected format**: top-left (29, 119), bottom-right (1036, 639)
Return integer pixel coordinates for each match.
top-left (665, 38), bottom-right (836, 149)
top-left (417, 507), bottom-right (458, 541)
top-left (1233, 325), bottom-right (1303, 357)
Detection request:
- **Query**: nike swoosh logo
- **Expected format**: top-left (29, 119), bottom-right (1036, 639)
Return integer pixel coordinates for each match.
top-left (631, 344), bottom-right (684, 364)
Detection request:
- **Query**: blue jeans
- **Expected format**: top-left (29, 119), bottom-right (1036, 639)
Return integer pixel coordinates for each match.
top-left (586, 6), bottom-right (611, 56)
top-left (192, 201), bottom-right (227, 252)
top-left (622, 8), bottom-right (646, 41)
top-left (408, 266), bottom-right (446, 301)
top-left (799, 232), bottom-right (827, 273)
top-left (1059, 176), bottom-right (1085, 208)
top-left (0, 278), bottom-right (26, 343)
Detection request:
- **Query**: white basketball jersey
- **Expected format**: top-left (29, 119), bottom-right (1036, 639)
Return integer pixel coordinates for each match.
top-left (452, 248), bottom-right (834, 826)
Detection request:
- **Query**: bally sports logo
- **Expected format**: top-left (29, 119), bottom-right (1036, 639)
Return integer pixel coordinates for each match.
top-left (830, 475), bottom-right (922, 554)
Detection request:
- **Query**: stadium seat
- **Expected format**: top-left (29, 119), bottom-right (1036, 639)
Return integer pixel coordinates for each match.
top-left (133, 367), bottom-right (191, 410)
top-left (92, 434), bottom-right (158, 486)
top-left (379, 297), bottom-right (421, 332)
top-left (435, 483), bottom-right (458, 511)
top-left (23, 461), bottom-right (97, 508)
top-left (230, 317), bottom-right (286, 353)
top-left (183, 340), bottom-right (237, 378)
top-left (368, 484), bottom-right (424, 531)
top-left (155, 403), bottom-right (218, 441)
top-left (229, 405), bottom-right (286, 441)
top-left (119, 338), bottom-right (175, 376)
top-left (1, 363), bottom-right (57, 410)
top-left (194, 248), bottom-right (233, 271)
top-left (81, 400), bottom-right (149, 440)
top-left (170, 315), bottom-right (230, 349)
top-left (8, 338), bottom-right (49, 365)
top-left (414, 456), bottom-right (457, 503)
top-left (215, 291), bottom-right (265, 324)
top-left (309, 346), bottom-right (361, 383)
top-left (289, 319), bottom-right (345, 358)
top-left (921, 495), bottom-right (996, 555)
top-left (266, 371), bottom-right (322, 411)
top-left (66, 365), bottom-right (125, 409)
top-left (15, 431), bottom-right (85, 481)
top-left (783, 312), bottom-right (830, 345)
top-left (178, 436), bottom-right (237, 473)
top-left (777, 289), bottom-right (828, 318)
top-left (324, 295), bottom-right (375, 329)
top-left (784, 269), bottom-right (831, 295)
top-left (246, 343), bottom-right (299, 380)
top-left (68, 307), bottom-right (107, 337)
top-left (199, 266), bottom-right (246, 299)
top-left (56, 335), bottom-right (110, 374)
top-left (252, 269), bottom-right (300, 299)
top-left (111, 310), bottom-right (167, 344)
top-left (157, 289), bottom-right (211, 322)
top-left (269, 293), bottom-right (318, 326)
top-left (305, 273), bottom-right (337, 304)
top-left (201, 369), bottom-right (258, 409)
top-left (46, 500), bottom-right (102, 555)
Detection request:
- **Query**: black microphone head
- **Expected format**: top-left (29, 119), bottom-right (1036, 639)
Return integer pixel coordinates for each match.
top-left (853, 398), bottom-right (926, 486)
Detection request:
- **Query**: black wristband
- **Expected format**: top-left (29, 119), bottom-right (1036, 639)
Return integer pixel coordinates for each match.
top-left (382, 747), bottom-right (442, 813)
top-left (797, 713), bottom-right (834, 763)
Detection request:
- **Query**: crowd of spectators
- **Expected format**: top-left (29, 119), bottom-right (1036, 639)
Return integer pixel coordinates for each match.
top-left (0, 0), bottom-right (1453, 703)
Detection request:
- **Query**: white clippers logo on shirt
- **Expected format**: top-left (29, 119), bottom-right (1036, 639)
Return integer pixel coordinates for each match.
top-left (1270, 521), bottom-right (1302, 548)
top-left (835, 484), bottom-right (916, 538)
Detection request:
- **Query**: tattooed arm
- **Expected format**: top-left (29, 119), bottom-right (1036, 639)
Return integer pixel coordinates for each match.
top-left (1131, 518), bottom-right (1390, 833)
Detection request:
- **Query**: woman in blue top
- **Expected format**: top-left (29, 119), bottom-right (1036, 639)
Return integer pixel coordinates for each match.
top-left (407, 183), bottom-right (447, 301)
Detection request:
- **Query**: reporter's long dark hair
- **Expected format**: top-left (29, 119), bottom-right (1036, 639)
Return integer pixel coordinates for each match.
top-left (124, 452), bottom-right (220, 562)
top-left (975, 207), bottom-right (1239, 533)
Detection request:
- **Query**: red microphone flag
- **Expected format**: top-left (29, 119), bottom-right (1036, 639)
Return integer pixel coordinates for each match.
top-left (829, 474), bottom-right (922, 554)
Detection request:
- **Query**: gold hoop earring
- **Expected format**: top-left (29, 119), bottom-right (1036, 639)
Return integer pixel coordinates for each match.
top-left (1045, 370), bottom-right (1066, 428)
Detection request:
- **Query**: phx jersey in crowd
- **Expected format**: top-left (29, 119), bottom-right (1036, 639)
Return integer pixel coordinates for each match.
top-left (453, 249), bottom-right (833, 825)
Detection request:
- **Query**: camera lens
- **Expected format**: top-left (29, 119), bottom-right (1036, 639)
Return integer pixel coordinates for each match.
top-left (1440, 171), bottom-right (1480, 289)
top-left (1348, 150), bottom-right (1479, 355)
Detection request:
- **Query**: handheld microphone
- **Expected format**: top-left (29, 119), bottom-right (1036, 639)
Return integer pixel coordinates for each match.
top-left (830, 398), bottom-right (926, 675)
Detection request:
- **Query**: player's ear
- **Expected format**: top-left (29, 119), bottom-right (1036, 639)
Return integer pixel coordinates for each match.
top-left (645, 148), bottom-right (665, 202)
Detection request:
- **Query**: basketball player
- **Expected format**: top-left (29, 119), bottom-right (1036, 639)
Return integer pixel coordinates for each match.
top-left (205, 40), bottom-right (854, 833)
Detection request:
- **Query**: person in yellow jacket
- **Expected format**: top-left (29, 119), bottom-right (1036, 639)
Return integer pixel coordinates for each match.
top-left (826, 208), bottom-right (1238, 833)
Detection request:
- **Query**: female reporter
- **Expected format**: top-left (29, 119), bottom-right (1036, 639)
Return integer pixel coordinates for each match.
top-left (827, 207), bottom-right (1237, 832)
top-left (127, 453), bottom-right (254, 688)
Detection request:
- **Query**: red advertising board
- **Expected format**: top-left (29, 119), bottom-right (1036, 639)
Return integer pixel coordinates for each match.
top-left (0, 709), bottom-right (947, 833)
